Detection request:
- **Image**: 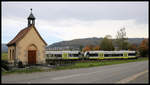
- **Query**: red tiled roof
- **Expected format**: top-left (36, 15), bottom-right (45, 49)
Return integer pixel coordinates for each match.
top-left (7, 25), bottom-right (47, 46)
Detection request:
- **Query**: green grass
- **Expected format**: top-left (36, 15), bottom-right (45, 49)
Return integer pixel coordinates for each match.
top-left (2, 67), bottom-right (44, 75)
top-left (2, 52), bottom-right (8, 61)
top-left (2, 57), bottom-right (148, 75)
top-left (54, 57), bottom-right (148, 70)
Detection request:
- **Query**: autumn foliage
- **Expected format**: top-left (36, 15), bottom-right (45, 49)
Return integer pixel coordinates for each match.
top-left (138, 39), bottom-right (148, 57)
top-left (93, 45), bottom-right (100, 50)
top-left (82, 45), bottom-right (100, 52)
top-left (82, 45), bottom-right (91, 52)
top-left (128, 44), bottom-right (137, 51)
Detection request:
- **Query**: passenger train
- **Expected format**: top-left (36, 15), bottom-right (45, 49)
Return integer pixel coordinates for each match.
top-left (45, 50), bottom-right (137, 60)
top-left (84, 51), bottom-right (136, 59)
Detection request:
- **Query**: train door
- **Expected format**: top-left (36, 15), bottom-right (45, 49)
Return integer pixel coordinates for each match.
top-left (98, 53), bottom-right (104, 59)
top-left (62, 53), bottom-right (68, 59)
top-left (123, 52), bottom-right (128, 58)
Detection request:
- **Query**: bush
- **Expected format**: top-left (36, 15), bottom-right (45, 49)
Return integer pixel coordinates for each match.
top-left (1, 60), bottom-right (9, 71)
top-left (138, 39), bottom-right (148, 57)
top-left (18, 61), bottom-right (24, 68)
top-left (139, 50), bottom-right (148, 57)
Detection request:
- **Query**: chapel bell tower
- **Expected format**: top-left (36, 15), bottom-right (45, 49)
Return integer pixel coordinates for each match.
top-left (27, 8), bottom-right (35, 26)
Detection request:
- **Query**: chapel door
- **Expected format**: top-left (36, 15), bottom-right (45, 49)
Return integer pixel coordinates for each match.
top-left (28, 50), bottom-right (36, 65)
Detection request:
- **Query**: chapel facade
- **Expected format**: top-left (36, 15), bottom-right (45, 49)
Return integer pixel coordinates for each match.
top-left (7, 9), bottom-right (47, 65)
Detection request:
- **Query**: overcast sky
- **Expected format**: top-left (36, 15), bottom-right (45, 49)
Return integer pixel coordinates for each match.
top-left (2, 2), bottom-right (148, 45)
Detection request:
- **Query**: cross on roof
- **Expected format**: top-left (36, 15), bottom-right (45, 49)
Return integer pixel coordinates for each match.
top-left (30, 8), bottom-right (32, 13)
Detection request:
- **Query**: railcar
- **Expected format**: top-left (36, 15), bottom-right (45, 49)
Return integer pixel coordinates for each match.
top-left (45, 51), bottom-right (81, 60)
top-left (84, 51), bottom-right (137, 60)
top-left (45, 51), bottom-right (81, 65)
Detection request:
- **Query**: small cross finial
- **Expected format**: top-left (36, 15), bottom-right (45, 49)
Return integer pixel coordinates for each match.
top-left (30, 8), bottom-right (32, 13)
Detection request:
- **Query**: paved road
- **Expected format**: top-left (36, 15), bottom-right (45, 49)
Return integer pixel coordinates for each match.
top-left (2, 61), bottom-right (148, 84)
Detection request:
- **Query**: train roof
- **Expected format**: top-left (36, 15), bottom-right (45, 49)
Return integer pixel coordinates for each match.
top-left (45, 51), bottom-right (80, 54)
top-left (86, 51), bottom-right (136, 54)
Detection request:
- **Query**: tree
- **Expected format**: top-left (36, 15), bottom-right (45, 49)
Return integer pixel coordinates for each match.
top-left (115, 27), bottom-right (128, 50)
top-left (122, 42), bottom-right (129, 50)
top-left (89, 45), bottom-right (94, 50)
top-left (79, 45), bottom-right (83, 51)
top-left (100, 36), bottom-right (114, 51)
top-left (93, 45), bottom-right (100, 50)
top-left (138, 39), bottom-right (148, 57)
top-left (128, 43), bottom-right (137, 51)
top-left (82, 45), bottom-right (91, 52)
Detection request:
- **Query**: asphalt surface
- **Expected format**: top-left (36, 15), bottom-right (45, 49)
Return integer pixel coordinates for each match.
top-left (2, 61), bottom-right (149, 84)
top-left (129, 71), bottom-right (149, 83)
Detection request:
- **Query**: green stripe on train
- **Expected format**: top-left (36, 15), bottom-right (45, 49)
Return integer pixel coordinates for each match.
top-left (62, 53), bottom-right (68, 59)
top-left (89, 56), bottom-right (136, 59)
top-left (62, 53), bottom-right (79, 59)
top-left (89, 57), bottom-right (100, 59)
top-left (68, 57), bottom-right (79, 59)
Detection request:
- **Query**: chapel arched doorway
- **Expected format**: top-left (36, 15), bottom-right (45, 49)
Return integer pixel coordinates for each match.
top-left (28, 44), bottom-right (37, 65)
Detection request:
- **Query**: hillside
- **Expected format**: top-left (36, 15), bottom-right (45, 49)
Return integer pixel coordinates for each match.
top-left (2, 38), bottom-right (146, 52)
top-left (47, 37), bottom-right (146, 50)
top-left (48, 37), bottom-right (103, 48)
top-left (2, 44), bottom-right (8, 53)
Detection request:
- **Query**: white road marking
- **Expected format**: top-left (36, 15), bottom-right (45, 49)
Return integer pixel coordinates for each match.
top-left (116, 70), bottom-right (148, 83)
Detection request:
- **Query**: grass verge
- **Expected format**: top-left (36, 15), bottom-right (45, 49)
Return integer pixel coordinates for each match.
top-left (2, 67), bottom-right (44, 75)
top-left (54, 57), bottom-right (148, 70)
top-left (2, 57), bottom-right (148, 75)
top-left (2, 52), bottom-right (8, 61)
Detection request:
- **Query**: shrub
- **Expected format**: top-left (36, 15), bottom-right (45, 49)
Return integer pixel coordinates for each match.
top-left (138, 39), bottom-right (148, 57)
top-left (1, 60), bottom-right (9, 71)
top-left (18, 61), bottom-right (24, 68)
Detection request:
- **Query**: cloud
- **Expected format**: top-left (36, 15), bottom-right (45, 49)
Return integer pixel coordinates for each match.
top-left (2, 2), bottom-right (148, 24)
top-left (35, 18), bottom-right (148, 41)
top-left (2, 17), bottom-right (27, 43)
top-left (2, 16), bottom-right (148, 45)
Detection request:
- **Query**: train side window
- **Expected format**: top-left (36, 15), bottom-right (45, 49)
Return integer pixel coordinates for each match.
top-left (113, 54), bottom-right (121, 57)
top-left (104, 54), bottom-right (109, 57)
top-left (56, 54), bottom-right (62, 57)
top-left (69, 54), bottom-right (72, 57)
top-left (128, 53), bottom-right (135, 56)
top-left (89, 53), bottom-right (98, 57)
top-left (69, 54), bottom-right (79, 57)
top-left (108, 54), bottom-right (112, 57)
top-left (74, 54), bottom-right (79, 57)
